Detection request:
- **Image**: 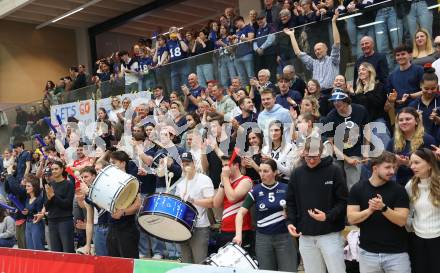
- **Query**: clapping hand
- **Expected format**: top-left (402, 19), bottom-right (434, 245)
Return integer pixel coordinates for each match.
top-left (368, 194), bottom-right (385, 211)
top-left (45, 184), bottom-right (55, 200)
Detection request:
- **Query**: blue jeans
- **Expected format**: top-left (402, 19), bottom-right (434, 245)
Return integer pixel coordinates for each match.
top-left (0, 237), bottom-right (15, 247)
top-left (93, 224), bottom-right (108, 256)
top-left (138, 193), bottom-right (151, 257)
top-left (149, 187), bottom-right (180, 258)
top-left (171, 61), bottom-right (190, 93)
top-left (359, 248), bottom-right (411, 273)
top-left (234, 53), bottom-right (254, 85)
top-left (299, 232), bottom-right (346, 273)
top-left (196, 64), bottom-right (214, 88)
top-left (48, 218), bottom-right (74, 253)
top-left (256, 232), bottom-right (298, 272)
top-left (407, 1), bottom-right (433, 39)
top-left (346, 17), bottom-right (375, 58)
top-left (375, 7), bottom-right (403, 70)
top-left (25, 221), bottom-right (45, 250)
top-left (218, 55), bottom-right (237, 87)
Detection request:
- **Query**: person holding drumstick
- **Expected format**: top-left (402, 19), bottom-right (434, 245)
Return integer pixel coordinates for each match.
top-left (175, 152), bottom-right (214, 263)
top-left (233, 159), bottom-right (298, 272)
top-left (76, 166), bottom-right (110, 256)
top-left (213, 153), bottom-right (254, 255)
top-left (43, 160), bottom-right (75, 253)
top-left (108, 151), bottom-right (141, 258)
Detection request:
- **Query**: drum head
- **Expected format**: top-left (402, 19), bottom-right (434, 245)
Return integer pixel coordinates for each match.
top-left (138, 214), bottom-right (192, 242)
top-left (208, 243), bottom-right (259, 269)
top-left (114, 178), bottom-right (139, 210)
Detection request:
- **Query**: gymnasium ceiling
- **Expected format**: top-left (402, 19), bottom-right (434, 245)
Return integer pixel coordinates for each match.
top-left (1, 0), bottom-right (238, 37)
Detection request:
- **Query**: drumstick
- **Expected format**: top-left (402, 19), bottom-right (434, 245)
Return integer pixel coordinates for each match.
top-left (8, 194), bottom-right (25, 212)
top-left (56, 114), bottom-right (66, 133)
top-left (164, 157), bottom-right (169, 193)
top-left (228, 148), bottom-right (239, 167)
top-left (44, 117), bottom-right (58, 134)
top-left (0, 201), bottom-right (17, 213)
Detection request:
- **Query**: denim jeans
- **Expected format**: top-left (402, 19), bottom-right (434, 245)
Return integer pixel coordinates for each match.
top-left (375, 7), bottom-right (403, 70)
top-left (407, 1), bottom-right (433, 39)
top-left (171, 61), bottom-right (190, 93)
top-left (359, 248), bottom-right (411, 273)
top-left (150, 187), bottom-right (180, 258)
top-left (138, 226), bottom-right (152, 258)
top-left (256, 232), bottom-right (298, 272)
top-left (218, 55), bottom-right (237, 87)
top-left (138, 194), bottom-right (151, 258)
top-left (234, 53), bottom-right (254, 85)
top-left (0, 237), bottom-right (15, 247)
top-left (48, 218), bottom-right (75, 253)
top-left (299, 232), bottom-right (346, 273)
top-left (25, 221), bottom-right (45, 250)
top-left (93, 224), bottom-right (108, 256)
top-left (346, 17), bottom-right (375, 58)
top-left (196, 64), bottom-right (214, 88)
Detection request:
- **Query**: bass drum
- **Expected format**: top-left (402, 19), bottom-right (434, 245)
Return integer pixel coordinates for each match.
top-left (88, 165), bottom-right (139, 213)
top-left (138, 193), bottom-right (198, 242)
top-left (203, 242), bottom-right (259, 269)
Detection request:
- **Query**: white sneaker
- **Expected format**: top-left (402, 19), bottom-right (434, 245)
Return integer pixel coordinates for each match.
top-left (152, 254), bottom-right (163, 259)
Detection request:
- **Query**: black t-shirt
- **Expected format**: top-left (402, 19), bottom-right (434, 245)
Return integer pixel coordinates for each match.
top-left (348, 179), bottom-right (409, 253)
top-left (324, 103), bottom-right (369, 157)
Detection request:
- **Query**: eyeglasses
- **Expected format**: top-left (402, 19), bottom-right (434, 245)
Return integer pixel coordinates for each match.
top-left (434, 43), bottom-right (440, 48)
top-left (304, 155), bottom-right (320, 160)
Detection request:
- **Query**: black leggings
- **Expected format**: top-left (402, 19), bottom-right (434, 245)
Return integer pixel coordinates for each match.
top-left (408, 233), bottom-right (440, 273)
top-left (107, 221), bottom-right (140, 258)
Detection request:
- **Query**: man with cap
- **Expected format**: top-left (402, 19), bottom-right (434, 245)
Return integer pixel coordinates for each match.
top-left (324, 89), bottom-right (369, 189)
top-left (175, 152), bottom-right (215, 264)
top-left (253, 11), bottom-right (277, 84)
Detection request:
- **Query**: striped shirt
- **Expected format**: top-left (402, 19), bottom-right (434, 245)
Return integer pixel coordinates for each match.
top-left (299, 44), bottom-right (340, 89)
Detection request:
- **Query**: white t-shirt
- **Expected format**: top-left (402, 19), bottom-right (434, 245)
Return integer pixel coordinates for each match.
top-left (108, 108), bottom-right (123, 123)
top-left (121, 58), bottom-right (139, 85)
top-left (175, 173), bottom-right (214, 228)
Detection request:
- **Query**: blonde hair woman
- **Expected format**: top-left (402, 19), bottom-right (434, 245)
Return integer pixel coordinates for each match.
top-left (350, 62), bottom-right (389, 146)
top-left (412, 29), bottom-right (436, 67)
top-left (169, 100), bottom-right (187, 128)
top-left (300, 95), bottom-right (320, 118)
top-left (407, 148), bottom-right (440, 273)
top-left (386, 107), bottom-right (436, 185)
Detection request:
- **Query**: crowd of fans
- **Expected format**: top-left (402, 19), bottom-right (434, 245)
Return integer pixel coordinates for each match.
top-left (2, 1), bottom-right (440, 273)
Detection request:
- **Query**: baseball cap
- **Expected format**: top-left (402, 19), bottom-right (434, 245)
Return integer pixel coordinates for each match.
top-left (257, 12), bottom-right (266, 20)
top-left (328, 89), bottom-right (349, 101)
top-left (181, 152), bottom-right (193, 162)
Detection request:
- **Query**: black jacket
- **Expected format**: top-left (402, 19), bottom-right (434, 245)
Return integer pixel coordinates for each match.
top-left (286, 156), bottom-right (348, 235)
